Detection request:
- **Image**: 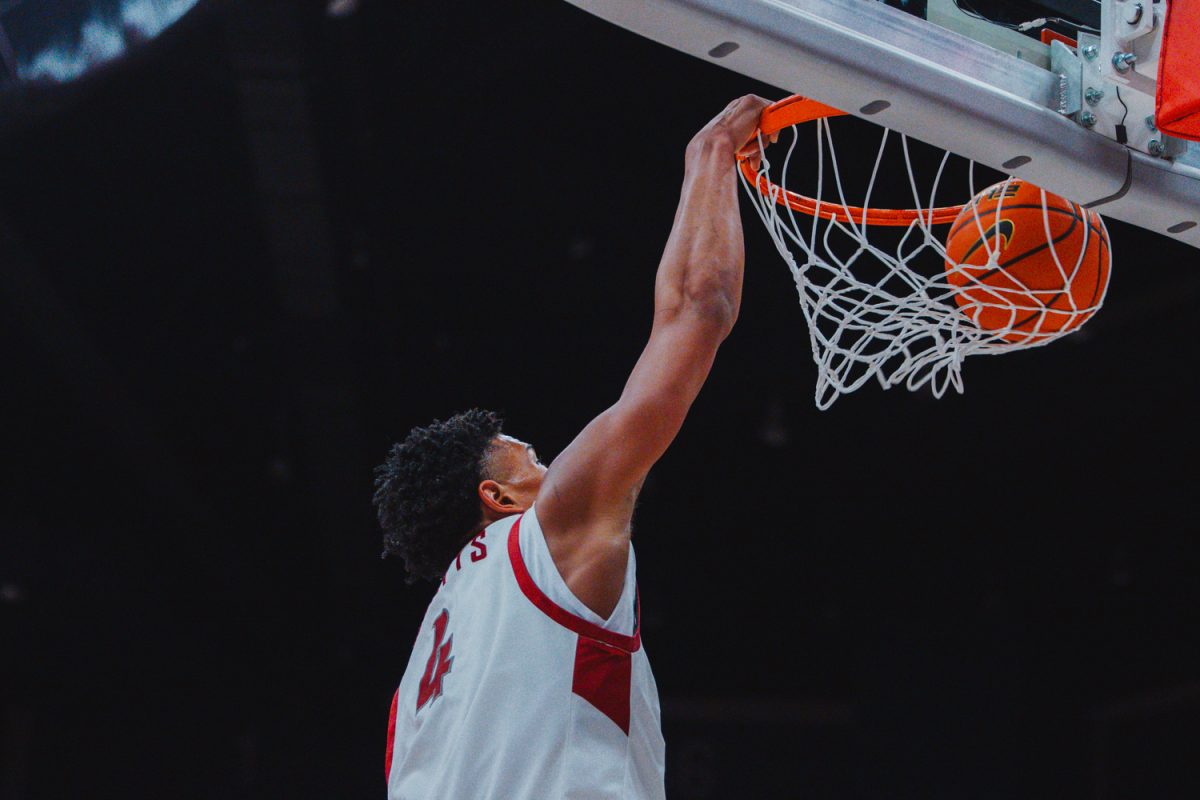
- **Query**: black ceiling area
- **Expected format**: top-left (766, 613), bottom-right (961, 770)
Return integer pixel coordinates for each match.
top-left (2, 2), bottom-right (1198, 798)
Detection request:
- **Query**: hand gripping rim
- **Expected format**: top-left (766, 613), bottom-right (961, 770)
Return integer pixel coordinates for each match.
top-left (738, 95), bottom-right (968, 227)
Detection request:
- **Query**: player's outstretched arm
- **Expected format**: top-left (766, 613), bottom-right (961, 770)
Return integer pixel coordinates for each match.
top-left (536, 95), bottom-right (771, 619)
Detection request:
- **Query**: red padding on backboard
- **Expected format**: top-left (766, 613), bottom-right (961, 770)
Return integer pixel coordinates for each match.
top-left (1157, 0), bottom-right (1200, 142)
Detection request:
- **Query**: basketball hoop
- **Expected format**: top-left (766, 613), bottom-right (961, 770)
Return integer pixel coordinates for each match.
top-left (739, 95), bottom-right (1112, 409)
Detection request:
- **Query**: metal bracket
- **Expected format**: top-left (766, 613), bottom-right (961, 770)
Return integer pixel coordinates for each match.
top-left (1112, 0), bottom-right (1157, 49)
top-left (1067, 29), bottom-right (1188, 161)
top-left (1050, 39), bottom-right (1082, 118)
top-left (1101, 0), bottom-right (1162, 92)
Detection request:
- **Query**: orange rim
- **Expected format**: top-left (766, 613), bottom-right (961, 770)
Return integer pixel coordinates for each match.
top-left (738, 95), bottom-right (967, 227)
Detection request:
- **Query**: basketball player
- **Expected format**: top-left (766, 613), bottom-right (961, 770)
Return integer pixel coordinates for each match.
top-left (374, 94), bottom-right (772, 799)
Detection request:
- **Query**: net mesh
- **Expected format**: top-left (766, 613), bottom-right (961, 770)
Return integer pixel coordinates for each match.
top-left (739, 117), bottom-right (1111, 409)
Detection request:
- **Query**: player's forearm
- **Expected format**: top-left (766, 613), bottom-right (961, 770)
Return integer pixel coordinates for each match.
top-left (653, 134), bottom-right (746, 336)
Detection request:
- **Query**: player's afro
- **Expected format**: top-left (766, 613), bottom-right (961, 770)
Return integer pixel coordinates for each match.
top-left (373, 409), bottom-right (503, 583)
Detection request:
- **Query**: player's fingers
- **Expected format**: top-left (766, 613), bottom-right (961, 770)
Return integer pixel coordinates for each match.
top-left (731, 95), bottom-right (770, 125)
top-left (721, 96), bottom-right (772, 152)
top-left (735, 138), bottom-right (767, 168)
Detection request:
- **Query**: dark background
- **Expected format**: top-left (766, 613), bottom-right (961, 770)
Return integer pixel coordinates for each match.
top-left (2, 1), bottom-right (1198, 798)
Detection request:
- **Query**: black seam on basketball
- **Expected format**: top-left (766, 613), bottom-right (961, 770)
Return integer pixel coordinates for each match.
top-left (948, 213), bottom-right (1105, 256)
top-left (960, 220), bottom-right (1014, 263)
top-left (991, 210), bottom-right (1108, 333)
top-left (1016, 204), bottom-right (1085, 321)
top-left (1086, 229), bottom-right (1110, 310)
top-left (947, 208), bottom-right (1104, 248)
top-left (973, 210), bottom-right (1079, 284)
top-left (958, 214), bottom-right (1105, 281)
top-left (1040, 207), bottom-right (1107, 320)
top-left (947, 204), bottom-right (1088, 240)
top-left (950, 200), bottom-right (1108, 337)
top-left (1016, 224), bottom-right (1108, 331)
top-left (961, 212), bottom-right (1084, 332)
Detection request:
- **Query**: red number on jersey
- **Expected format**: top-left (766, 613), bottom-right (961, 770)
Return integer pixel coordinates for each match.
top-left (469, 532), bottom-right (487, 562)
top-left (416, 608), bottom-right (453, 711)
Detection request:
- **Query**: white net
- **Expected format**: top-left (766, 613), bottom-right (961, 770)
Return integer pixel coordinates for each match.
top-left (739, 116), bottom-right (1111, 410)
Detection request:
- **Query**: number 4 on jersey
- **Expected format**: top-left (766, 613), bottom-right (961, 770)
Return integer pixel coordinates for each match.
top-left (416, 609), bottom-right (453, 711)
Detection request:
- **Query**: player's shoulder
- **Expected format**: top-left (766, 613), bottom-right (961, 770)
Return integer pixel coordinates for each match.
top-left (479, 512), bottom-right (523, 559)
top-left (484, 512), bottom-right (521, 539)
top-left (434, 514), bottom-right (518, 589)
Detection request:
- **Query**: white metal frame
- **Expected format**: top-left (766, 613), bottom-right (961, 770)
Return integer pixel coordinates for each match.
top-left (564, 0), bottom-right (1200, 248)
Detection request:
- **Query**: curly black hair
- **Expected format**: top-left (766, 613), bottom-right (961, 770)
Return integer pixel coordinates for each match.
top-left (373, 409), bottom-right (504, 583)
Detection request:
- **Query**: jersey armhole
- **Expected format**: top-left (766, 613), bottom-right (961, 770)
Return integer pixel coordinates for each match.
top-left (519, 505), bottom-right (637, 633)
top-left (507, 514), bottom-right (641, 653)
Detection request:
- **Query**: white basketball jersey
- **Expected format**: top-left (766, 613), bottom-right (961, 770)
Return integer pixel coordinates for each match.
top-left (385, 505), bottom-right (666, 799)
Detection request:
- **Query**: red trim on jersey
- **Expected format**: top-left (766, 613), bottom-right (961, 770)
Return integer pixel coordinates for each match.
top-left (385, 687), bottom-right (399, 781)
top-left (506, 515), bottom-right (641, 653)
top-left (573, 637), bottom-right (633, 734)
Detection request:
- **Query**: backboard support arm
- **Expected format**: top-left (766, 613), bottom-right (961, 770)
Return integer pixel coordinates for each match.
top-left (563, 0), bottom-right (1200, 247)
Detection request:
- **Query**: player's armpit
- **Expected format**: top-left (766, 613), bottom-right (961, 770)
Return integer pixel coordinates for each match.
top-left (536, 309), bottom-right (726, 618)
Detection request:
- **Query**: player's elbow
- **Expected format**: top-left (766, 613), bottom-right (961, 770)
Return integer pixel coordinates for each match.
top-left (682, 276), bottom-right (739, 335)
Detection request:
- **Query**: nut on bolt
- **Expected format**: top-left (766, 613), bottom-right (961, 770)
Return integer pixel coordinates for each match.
top-left (1148, 139), bottom-right (1164, 156)
top-left (1112, 52), bottom-right (1137, 72)
top-left (1082, 44), bottom-right (1098, 60)
top-left (1145, 114), bottom-right (1157, 131)
top-left (1085, 87), bottom-right (1104, 106)
top-left (1080, 111), bottom-right (1097, 127)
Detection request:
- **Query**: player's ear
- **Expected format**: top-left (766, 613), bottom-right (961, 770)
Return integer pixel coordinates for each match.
top-left (478, 479), bottom-right (521, 515)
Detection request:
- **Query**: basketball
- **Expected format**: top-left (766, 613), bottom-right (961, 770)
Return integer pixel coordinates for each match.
top-left (943, 180), bottom-right (1111, 343)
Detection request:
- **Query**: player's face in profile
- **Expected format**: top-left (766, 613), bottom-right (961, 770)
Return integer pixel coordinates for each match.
top-left (492, 434), bottom-right (547, 509)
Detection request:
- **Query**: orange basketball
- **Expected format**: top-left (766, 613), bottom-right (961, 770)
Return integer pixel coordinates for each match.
top-left (943, 179), bottom-right (1111, 343)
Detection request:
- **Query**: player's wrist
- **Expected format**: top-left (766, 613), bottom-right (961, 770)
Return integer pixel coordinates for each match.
top-left (684, 131), bottom-right (738, 165)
